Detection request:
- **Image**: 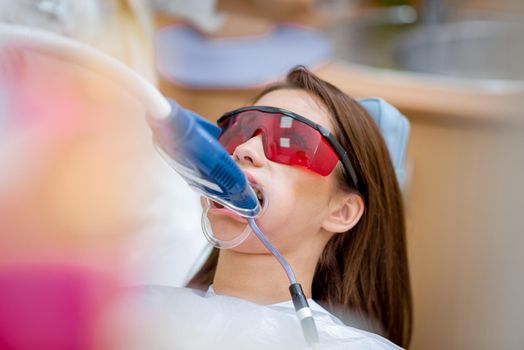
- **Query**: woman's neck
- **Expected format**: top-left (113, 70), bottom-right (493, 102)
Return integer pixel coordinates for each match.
top-left (212, 248), bottom-right (320, 305)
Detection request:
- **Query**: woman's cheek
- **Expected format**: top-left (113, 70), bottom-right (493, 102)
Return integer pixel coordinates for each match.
top-left (257, 184), bottom-right (295, 231)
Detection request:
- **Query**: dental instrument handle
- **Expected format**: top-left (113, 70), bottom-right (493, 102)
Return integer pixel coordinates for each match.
top-left (248, 218), bottom-right (319, 347)
top-left (290, 283), bottom-right (320, 347)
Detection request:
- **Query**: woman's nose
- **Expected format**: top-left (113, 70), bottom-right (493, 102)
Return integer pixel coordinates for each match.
top-left (232, 134), bottom-right (266, 167)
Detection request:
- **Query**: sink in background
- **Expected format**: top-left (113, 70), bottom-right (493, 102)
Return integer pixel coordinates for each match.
top-left (394, 20), bottom-right (524, 81)
top-left (324, 8), bottom-right (524, 82)
top-left (320, 7), bottom-right (524, 122)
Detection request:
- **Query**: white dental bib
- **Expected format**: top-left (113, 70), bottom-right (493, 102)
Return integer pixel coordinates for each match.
top-left (134, 286), bottom-right (402, 350)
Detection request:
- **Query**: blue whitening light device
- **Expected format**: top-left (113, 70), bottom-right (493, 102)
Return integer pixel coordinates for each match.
top-left (148, 99), bottom-right (319, 347)
top-left (147, 99), bottom-right (261, 218)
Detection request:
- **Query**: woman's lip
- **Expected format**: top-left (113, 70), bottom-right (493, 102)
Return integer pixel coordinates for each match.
top-left (242, 170), bottom-right (258, 186)
top-left (242, 170), bottom-right (267, 209)
top-left (208, 207), bottom-right (248, 224)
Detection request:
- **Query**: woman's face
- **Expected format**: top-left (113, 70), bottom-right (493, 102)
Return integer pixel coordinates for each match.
top-left (206, 89), bottom-right (342, 254)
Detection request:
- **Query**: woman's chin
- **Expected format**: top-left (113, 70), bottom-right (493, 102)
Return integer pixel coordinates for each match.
top-left (207, 212), bottom-right (249, 242)
top-left (206, 206), bottom-right (283, 253)
top-left (205, 215), bottom-right (263, 253)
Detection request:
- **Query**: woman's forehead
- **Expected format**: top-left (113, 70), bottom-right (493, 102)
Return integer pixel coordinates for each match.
top-left (254, 89), bottom-right (334, 132)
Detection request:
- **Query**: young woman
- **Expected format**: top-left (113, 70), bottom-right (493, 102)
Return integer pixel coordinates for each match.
top-left (187, 67), bottom-right (413, 349)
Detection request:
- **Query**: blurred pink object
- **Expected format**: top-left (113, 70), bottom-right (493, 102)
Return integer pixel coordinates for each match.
top-left (0, 264), bottom-right (120, 350)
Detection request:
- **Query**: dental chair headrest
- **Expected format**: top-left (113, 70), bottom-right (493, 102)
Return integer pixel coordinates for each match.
top-left (358, 98), bottom-right (410, 188)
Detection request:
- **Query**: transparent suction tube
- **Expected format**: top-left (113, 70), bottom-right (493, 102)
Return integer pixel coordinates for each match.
top-left (201, 195), bottom-right (319, 347)
top-left (247, 217), bottom-right (319, 347)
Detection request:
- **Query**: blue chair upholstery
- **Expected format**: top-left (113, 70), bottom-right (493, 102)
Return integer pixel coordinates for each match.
top-left (358, 98), bottom-right (410, 188)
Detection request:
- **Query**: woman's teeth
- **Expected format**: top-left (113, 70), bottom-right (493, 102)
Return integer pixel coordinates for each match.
top-left (252, 184), bottom-right (265, 206)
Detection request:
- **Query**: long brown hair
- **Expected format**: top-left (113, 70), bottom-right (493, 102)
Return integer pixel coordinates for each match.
top-left (187, 67), bottom-right (413, 348)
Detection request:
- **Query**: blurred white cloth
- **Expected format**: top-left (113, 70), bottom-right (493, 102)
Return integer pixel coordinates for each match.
top-left (151, 0), bottom-right (225, 32)
top-left (121, 158), bottom-right (208, 287)
top-left (134, 286), bottom-right (402, 350)
top-left (0, 23), bottom-right (206, 286)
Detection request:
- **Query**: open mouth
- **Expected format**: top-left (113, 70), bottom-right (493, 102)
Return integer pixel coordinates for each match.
top-left (251, 183), bottom-right (265, 208)
top-left (210, 201), bottom-right (224, 209)
top-left (209, 183), bottom-right (265, 210)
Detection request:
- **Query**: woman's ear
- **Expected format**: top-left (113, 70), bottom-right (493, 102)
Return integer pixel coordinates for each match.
top-left (321, 192), bottom-right (364, 233)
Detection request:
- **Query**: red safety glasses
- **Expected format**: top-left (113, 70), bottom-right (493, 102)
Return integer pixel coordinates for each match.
top-left (217, 106), bottom-right (359, 190)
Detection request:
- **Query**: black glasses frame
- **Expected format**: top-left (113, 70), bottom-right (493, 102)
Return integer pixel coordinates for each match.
top-left (217, 106), bottom-right (360, 192)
